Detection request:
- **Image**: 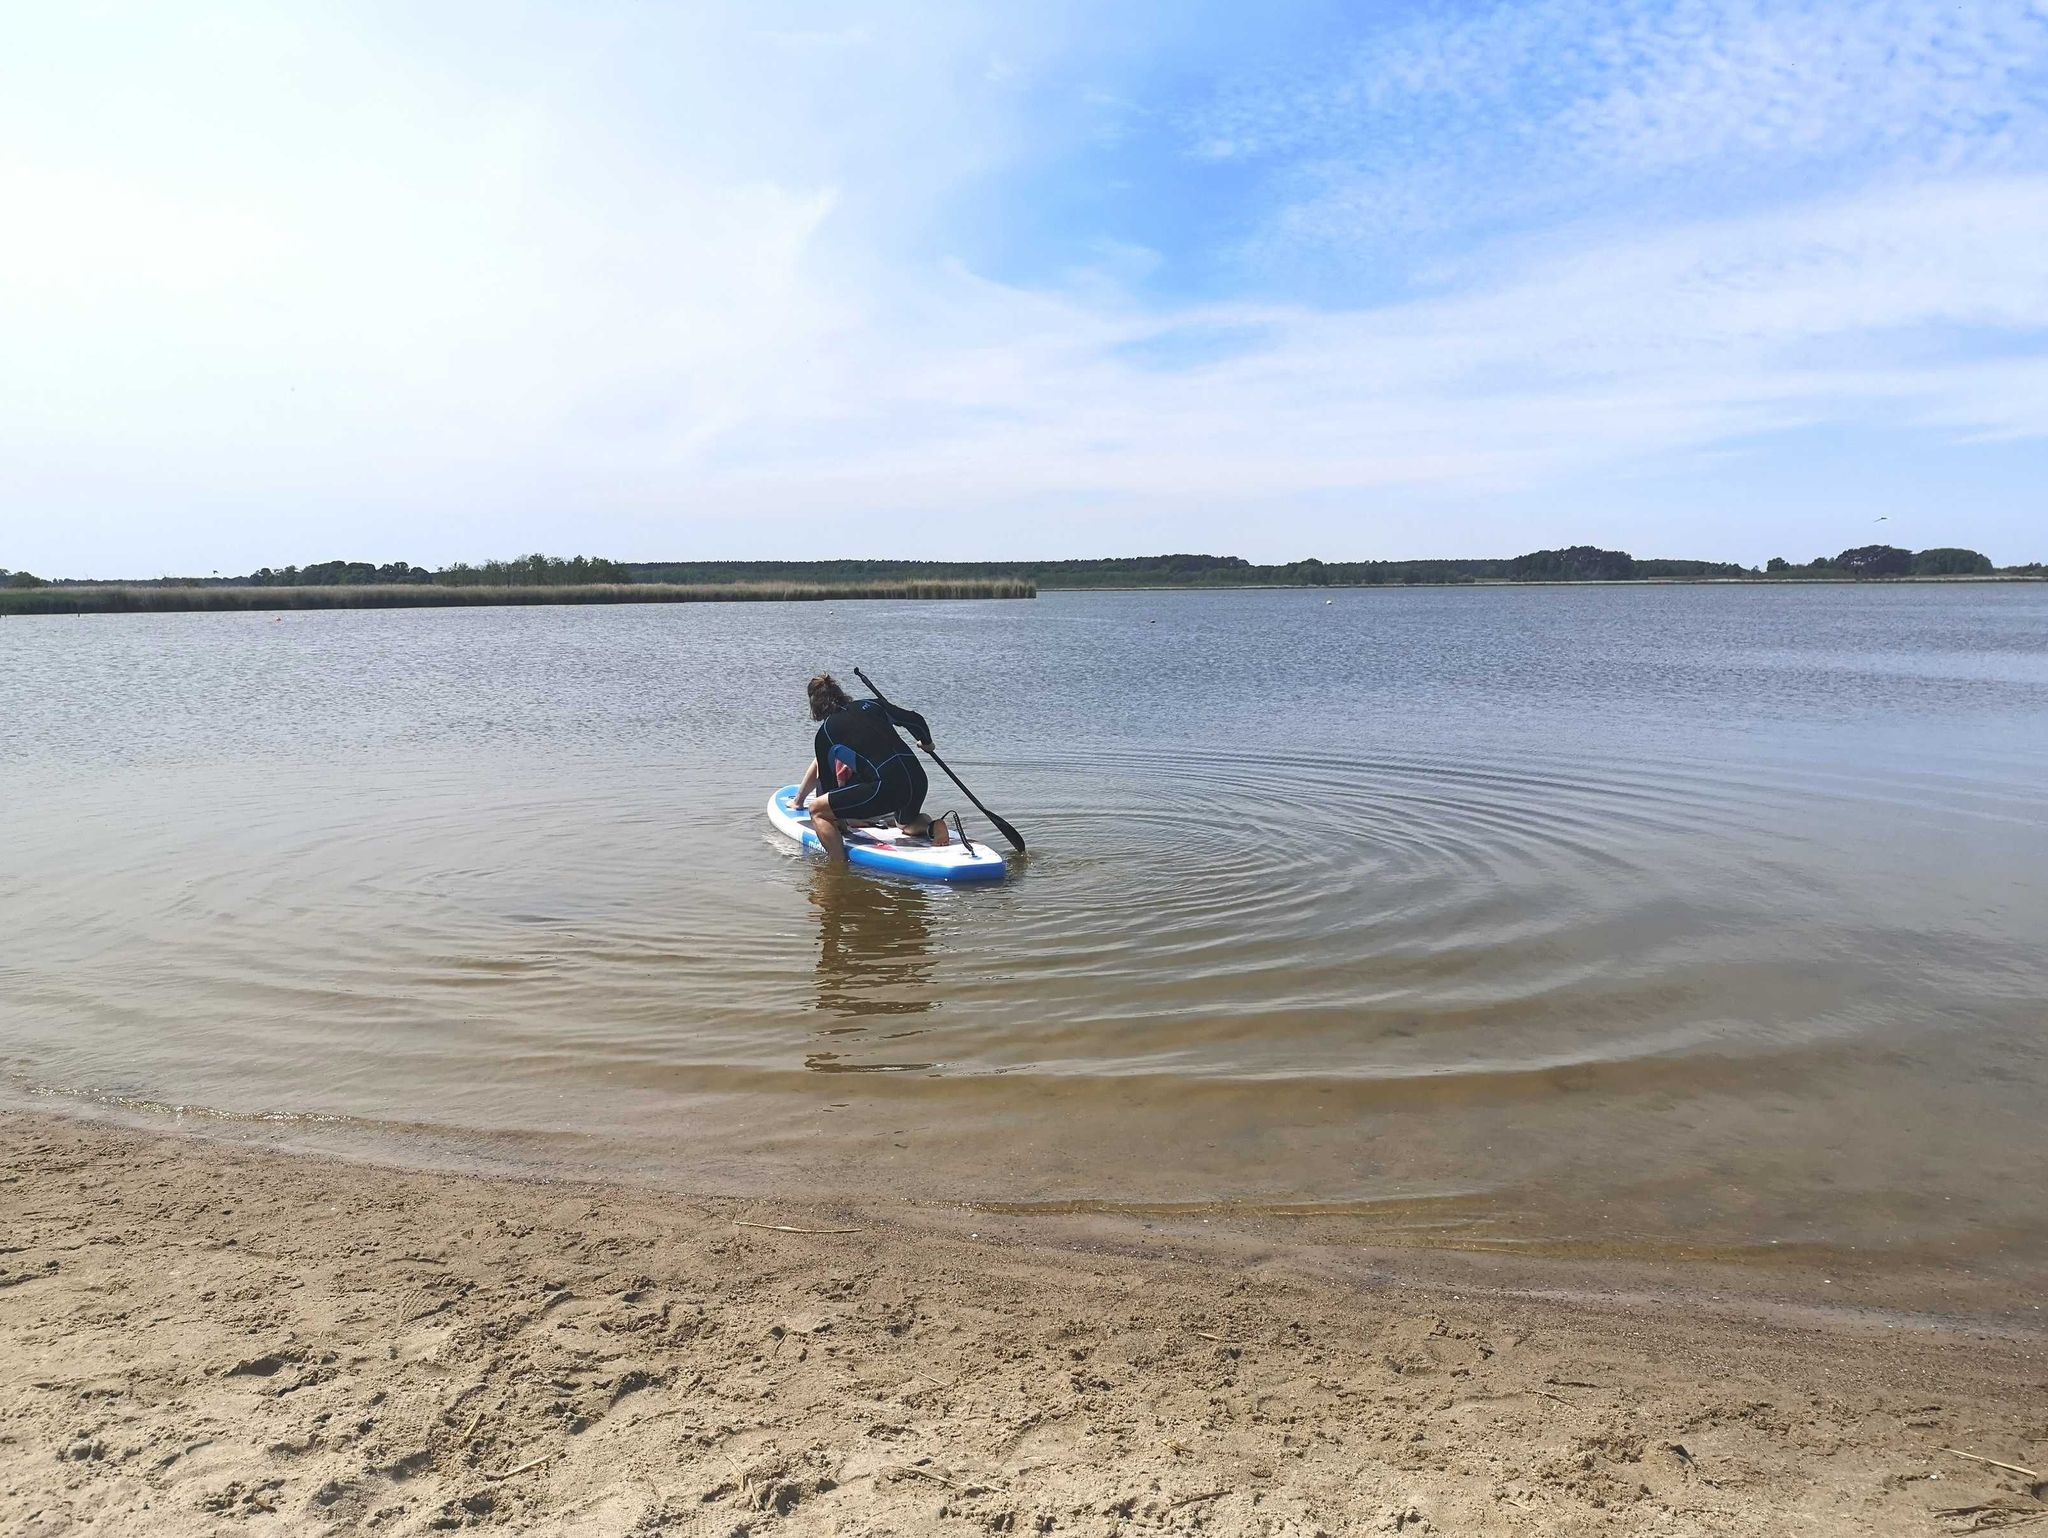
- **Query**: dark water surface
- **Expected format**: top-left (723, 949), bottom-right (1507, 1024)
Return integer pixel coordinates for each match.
top-left (4, 587), bottom-right (2045, 1315)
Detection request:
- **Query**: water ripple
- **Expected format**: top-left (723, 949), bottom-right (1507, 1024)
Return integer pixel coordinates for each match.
top-left (6, 588), bottom-right (2048, 1304)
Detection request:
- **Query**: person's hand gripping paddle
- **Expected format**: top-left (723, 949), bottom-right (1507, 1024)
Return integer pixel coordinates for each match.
top-left (854, 668), bottom-right (1026, 853)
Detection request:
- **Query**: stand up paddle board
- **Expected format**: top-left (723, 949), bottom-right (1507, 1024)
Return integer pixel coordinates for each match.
top-left (767, 786), bottom-right (1008, 883)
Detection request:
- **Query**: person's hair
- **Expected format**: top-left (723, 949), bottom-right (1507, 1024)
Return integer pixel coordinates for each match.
top-left (807, 673), bottom-right (851, 721)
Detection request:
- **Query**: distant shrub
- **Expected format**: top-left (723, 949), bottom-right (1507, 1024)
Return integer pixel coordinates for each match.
top-left (1634, 558), bottom-right (1748, 578)
top-left (437, 554), bottom-right (631, 587)
top-left (246, 560), bottom-right (436, 586)
top-left (151, 555), bottom-right (632, 588)
top-left (1833, 544), bottom-right (1913, 577)
top-left (1511, 546), bottom-right (1636, 581)
top-left (1909, 547), bottom-right (1993, 576)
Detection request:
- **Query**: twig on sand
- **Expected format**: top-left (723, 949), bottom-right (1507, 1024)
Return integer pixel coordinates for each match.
top-left (1944, 1449), bottom-right (2045, 1482)
top-left (482, 1454), bottom-right (555, 1481)
top-left (1937, 1507), bottom-right (2048, 1533)
top-left (732, 1221), bottom-right (865, 1236)
top-left (1170, 1489), bottom-right (1232, 1509)
top-left (1532, 1389), bottom-right (1572, 1405)
top-left (890, 1465), bottom-right (958, 1489)
top-left (457, 1410), bottom-right (484, 1444)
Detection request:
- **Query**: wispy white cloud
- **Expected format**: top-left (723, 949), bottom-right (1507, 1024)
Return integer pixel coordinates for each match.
top-left (688, 173), bottom-right (2048, 505)
top-left (1200, 0), bottom-right (2048, 259)
top-left (2, 1), bottom-right (2046, 572)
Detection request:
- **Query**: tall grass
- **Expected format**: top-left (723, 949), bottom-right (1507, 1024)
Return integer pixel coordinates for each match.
top-left (0, 579), bottom-right (1036, 616)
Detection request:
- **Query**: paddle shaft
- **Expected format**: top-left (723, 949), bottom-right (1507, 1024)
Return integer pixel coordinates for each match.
top-left (853, 668), bottom-right (1026, 853)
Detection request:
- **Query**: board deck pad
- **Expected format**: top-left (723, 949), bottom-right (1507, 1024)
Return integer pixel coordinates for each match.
top-left (767, 786), bottom-right (1008, 882)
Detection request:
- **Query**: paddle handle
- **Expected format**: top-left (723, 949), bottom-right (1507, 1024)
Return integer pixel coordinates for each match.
top-left (853, 669), bottom-right (1026, 853)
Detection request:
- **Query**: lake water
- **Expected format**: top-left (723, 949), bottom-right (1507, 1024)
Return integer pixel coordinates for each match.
top-left (4, 586), bottom-right (2046, 1318)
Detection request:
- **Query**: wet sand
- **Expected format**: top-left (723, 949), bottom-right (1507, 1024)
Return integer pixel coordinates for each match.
top-left (3, 1112), bottom-right (2042, 1537)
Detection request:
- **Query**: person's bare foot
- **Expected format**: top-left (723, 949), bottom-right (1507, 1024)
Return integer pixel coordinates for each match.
top-left (905, 812), bottom-right (948, 845)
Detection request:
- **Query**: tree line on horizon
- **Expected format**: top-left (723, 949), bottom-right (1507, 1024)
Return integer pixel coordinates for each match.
top-left (2, 554), bottom-right (633, 589)
top-left (625, 551), bottom-right (1759, 585)
top-left (7, 543), bottom-right (2037, 591)
top-left (1763, 545), bottom-right (2005, 577)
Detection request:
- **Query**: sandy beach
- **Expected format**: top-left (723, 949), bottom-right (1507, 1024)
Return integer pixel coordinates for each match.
top-left (12, 1), bottom-right (2048, 1533)
top-left (3, 1112), bottom-right (2041, 1537)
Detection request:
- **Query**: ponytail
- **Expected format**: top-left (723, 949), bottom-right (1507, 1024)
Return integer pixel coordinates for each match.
top-left (807, 673), bottom-right (851, 721)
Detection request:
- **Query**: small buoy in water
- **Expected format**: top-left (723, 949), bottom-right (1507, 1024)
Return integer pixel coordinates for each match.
top-left (1324, 598), bottom-right (1333, 604)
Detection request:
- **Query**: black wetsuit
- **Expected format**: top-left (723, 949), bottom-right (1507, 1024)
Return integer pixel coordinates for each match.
top-left (814, 698), bottom-right (932, 822)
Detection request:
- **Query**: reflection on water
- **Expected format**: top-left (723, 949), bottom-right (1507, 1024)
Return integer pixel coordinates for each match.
top-left (804, 866), bottom-right (941, 1073)
top-left (809, 865), bottom-right (938, 1021)
top-left (3, 585), bottom-right (2047, 1315)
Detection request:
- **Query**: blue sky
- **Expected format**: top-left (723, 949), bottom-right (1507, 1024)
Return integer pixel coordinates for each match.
top-left (4, 0), bottom-right (2046, 575)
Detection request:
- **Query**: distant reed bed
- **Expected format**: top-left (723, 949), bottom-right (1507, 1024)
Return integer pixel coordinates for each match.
top-left (1, 579), bottom-right (1036, 615)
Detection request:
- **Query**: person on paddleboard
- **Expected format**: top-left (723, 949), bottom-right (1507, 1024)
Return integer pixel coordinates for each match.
top-left (796, 673), bottom-right (950, 861)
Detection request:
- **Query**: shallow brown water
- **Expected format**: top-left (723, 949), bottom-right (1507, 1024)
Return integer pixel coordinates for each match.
top-left (3, 587), bottom-right (2045, 1315)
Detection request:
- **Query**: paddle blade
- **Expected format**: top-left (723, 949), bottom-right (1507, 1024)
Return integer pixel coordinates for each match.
top-left (984, 808), bottom-right (1026, 853)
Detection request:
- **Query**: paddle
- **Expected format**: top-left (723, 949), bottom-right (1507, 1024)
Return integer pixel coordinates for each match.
top-left (853, 668), bottom-right (1026, 853)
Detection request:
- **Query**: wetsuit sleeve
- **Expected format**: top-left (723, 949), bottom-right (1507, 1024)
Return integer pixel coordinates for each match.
top-left (880, 700), bottom-right (931, 744)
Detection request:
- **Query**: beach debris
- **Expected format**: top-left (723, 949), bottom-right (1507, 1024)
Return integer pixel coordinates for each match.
top-left (1665, 1441), bottom-right (1724, 1486)
top-left (883, 1462), bottom-right (993, 1495)
top-left (900, 1368), bottom-right (966, 1400)
top-left (1935, 1504), bottom-right (2048, 1532)
top-left (481, 1453), bottom-right (555, 1481)
top-left (1168, 1488), bottom-right (1231, 1508)
top-left (1944, 1449), bottom-right (2045, 1481)
top-left (732, 1221), bottom-right (865, 1235)
top-left (890, 1465), bottom-right (962, 1490)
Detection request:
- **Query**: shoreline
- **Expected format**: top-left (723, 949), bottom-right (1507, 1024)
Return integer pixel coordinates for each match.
top-left (0, 579), bottom-right (1036, 617)
top-left (13, 1083), bottom-right (2038, 1338)
top-left (1029, 574), bottom-right (2048, 592)
top-left (5, 1110), bottom-right (2041, 1536)
top-left (8, 574), bottom-right (2041, 616)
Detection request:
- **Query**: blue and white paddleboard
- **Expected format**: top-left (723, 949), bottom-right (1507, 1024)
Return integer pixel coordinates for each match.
top-left (767, 785), bottom-right (1008, 883)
